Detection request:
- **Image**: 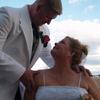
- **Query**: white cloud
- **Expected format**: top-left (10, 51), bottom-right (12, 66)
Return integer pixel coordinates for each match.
top-left (48, 19), bottom-right (100, 42)
top-left (68, 0), bottom-right (89, 5)
top-left (86, 55), bottom-right (100, 65)
top-left (32, 19), bottom-right (100, 74)
top-left (47, 19), bottom-right (100, 72)
top-left (84, 5), bottom-right (95, 14)
top-left (68, 0), bottom-right (80, 4)
top-left (96, 47), bottom-right (100, 55)
top-left (85, 64), bottom-right (100, 75)
top-left (93, 19), bottom-right (100, 23)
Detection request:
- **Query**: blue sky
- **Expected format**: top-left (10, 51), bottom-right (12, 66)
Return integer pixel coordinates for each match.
top-left (0, 0), bottom-right (100, 75)
top-left (63, 0), bottom-right (100, 20)
top-left (0, 0), bottom-right (100, 20)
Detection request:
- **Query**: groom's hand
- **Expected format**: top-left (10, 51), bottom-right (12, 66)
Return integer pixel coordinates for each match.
top-left (72, 65), bottom-right (93, 76)
top-left (20, 69), bottom-right (37, 92)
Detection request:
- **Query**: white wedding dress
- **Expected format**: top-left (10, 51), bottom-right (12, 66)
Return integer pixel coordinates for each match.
top-left (35, 73), bottom-right (88, 100)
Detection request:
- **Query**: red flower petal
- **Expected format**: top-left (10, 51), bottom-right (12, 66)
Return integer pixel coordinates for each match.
top-left (43, 35), bottom-right (50, 43)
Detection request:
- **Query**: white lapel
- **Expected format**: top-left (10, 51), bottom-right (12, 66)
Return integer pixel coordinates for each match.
top-left (19, 6), bottom-right (33, 59)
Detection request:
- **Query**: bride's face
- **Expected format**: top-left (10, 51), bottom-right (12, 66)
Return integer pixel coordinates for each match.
top-left (51, 37), bottom-right (72, 60)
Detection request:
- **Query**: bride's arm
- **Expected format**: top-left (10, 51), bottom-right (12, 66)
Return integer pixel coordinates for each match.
top-left (83, 70), bottom-right (100, 100)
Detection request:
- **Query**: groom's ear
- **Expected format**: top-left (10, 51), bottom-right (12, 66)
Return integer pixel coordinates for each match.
top-left (36, 4), bottom-right (44, 12)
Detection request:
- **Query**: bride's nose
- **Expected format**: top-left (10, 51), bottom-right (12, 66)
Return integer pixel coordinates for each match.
top-left (55, 43), bottom-right (58, 45)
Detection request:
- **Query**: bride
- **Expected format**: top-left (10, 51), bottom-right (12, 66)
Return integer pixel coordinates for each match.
top-left (24, 36), bottom-right (100, 100)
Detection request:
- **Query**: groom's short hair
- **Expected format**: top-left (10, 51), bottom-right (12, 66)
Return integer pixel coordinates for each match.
top-left (36, 0), bottom-right (62, 15)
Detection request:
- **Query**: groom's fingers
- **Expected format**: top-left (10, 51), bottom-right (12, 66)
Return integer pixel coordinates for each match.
top-left (20, 69), bottom-right (39, 93)
top-left (20, 69), bottom-right (33, 87)
top-left (24, 70), bottom-right (38, 92)
top-left (79, 65), bottom-right (93, 76)
top-left (85, 69), bottom-right (93, 76)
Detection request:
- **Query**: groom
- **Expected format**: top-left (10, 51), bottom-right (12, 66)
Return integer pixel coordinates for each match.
top-left (0, 0), bottom-right (62, 100)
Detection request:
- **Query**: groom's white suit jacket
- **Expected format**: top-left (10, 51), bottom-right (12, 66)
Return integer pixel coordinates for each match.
top-left (0, 6), bottom-right (54, 100)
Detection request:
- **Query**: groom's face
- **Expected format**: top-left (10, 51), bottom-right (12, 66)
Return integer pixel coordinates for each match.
top-left (38, 9), bottom-right (57, 25)
top-left (31, 5), bottom-right (58, 26)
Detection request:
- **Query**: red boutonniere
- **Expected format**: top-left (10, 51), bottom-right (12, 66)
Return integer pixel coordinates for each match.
top-left (39, 32), bottom-right (50, 47)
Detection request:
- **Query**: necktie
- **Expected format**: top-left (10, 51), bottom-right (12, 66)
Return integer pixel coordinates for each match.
top-left (30, 24), bottom-right (39, 62)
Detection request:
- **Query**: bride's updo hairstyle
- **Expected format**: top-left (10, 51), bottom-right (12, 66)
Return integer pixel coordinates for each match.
top-left (66, 36), bottom-right (88, 68)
